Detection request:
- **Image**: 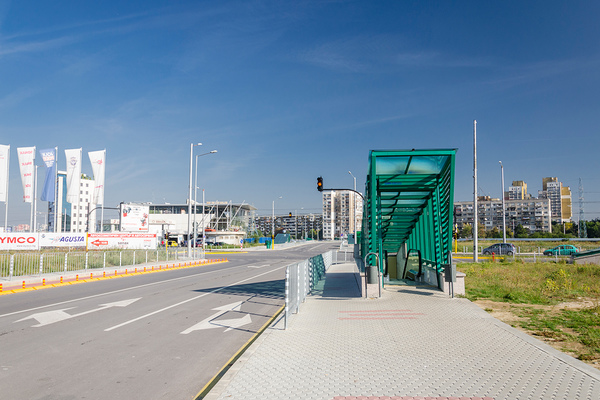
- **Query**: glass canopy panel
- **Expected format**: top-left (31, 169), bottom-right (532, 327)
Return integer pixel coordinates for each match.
top-left (406, 156), bottom-right (448, 175)
top-left (375, 156), bottom-right (411, 175)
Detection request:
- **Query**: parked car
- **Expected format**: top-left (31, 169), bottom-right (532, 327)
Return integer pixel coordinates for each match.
top-left (482, 243), bottom-right (516, 256)
top-left (543, 244), bottom-right (578, 256)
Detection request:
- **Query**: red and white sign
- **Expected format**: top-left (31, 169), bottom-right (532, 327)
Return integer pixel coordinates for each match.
top-left (87, 233), bottom-right (157, 250)
top-left (17, 146), bottom-right (35, 203)
top-left (120, 203), bottom-right (150, 232)
top-left (0, 233), bottom-right (39, 250)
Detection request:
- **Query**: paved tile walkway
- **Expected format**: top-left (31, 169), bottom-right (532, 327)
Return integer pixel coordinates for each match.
top-left (207, 262), bottom-right (600, 400)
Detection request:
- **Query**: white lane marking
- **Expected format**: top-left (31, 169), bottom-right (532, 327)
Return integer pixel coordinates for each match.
top-left (16, 298), bottom-right (141, 327)
top-left (247, 265), bottom-right (269, 269)
top-left (0, 263), bottom-right (259, 319)
top-left (181, 301), bottom-right (251, 334)
top-left (104, 267), bottom-right (284, 332)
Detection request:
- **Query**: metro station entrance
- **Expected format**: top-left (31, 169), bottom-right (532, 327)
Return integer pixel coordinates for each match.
top-left (360, 149), bottom-right (456, 290)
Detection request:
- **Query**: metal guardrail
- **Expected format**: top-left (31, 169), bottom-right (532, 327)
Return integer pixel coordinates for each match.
top-left (284, 250), bottom-right (336, 329)
top-left (0, 249), bottom-right (183, 281)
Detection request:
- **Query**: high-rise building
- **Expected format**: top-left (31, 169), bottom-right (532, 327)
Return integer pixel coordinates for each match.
top-left (508, 181), bottom-right (528, 200)
top-left (538, 177), bottom-right (572, 223)
top-left (48, 172), bottom-right (97, 233)
top-left (322, 190), bottom-right (363, 240)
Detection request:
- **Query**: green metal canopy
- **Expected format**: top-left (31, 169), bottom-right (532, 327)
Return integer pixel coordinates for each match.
top-left (361, 149), bottom-right (456, 286)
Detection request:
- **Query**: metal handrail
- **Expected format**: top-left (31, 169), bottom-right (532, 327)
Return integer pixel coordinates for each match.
top-left (363, 251), bottom-right (381, 298)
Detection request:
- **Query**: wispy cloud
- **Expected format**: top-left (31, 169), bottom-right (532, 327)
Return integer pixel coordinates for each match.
top-left (483, 57), bottom-right (600, 89)
top-left (297, 34), bottom-right (494, 73)
top-left (0, 36), bottom-right (79, 57)
top-left (0, 86), bottom-right (39, 109)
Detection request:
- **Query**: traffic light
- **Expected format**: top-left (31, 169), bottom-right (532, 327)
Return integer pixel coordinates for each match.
top-left (289, 212), bottom-right (292, 217)
top-left (317, 176), bottom-right (323, 192)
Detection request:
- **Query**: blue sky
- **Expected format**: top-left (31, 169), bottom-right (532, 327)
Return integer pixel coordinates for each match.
top-left (1, 0), bottom-right (600, 225)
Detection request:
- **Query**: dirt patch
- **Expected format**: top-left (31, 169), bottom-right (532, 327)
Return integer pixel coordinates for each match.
top-left (473, 299), bottom-right (600, 371)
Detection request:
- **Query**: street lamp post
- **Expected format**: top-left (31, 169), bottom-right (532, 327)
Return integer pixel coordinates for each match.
top-left (188, 143), bottom-right (202, 258)
top-left (272, 196), bottom-right (282, 248)
top-left (499, 161), bottom-right (506, 243)
top-left (194, 150), bottom-right (217, 258)
top-left (348, 171), bottom-right (357, 239)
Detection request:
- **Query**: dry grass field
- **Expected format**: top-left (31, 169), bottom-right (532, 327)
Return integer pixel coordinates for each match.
top-left (459, 259), bottom-right (600, 369)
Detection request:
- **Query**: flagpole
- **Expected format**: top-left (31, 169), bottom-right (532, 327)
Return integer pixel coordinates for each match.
top-left (76, 148), bottom-right (81, 233)
top-left (30, 147), bottom-right (36, 232)
top-left (4, 146), bottom-right (9, 232)
top-left (33, 165), bottom-right (38, 232)
top-left (100, 149), bottom-right (105, 232)
top-left (54, 147), bottom-right (58, 232)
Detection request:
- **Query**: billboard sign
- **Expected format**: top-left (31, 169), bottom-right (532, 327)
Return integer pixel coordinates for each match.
top-left (120, 203), bottom-right (150, 232)
top-left (39, 233), bottom-right (86, 248)
top-left (0, 233), bottom-right (39, 250)
top-left (87, 233), bottom-right (157, 250)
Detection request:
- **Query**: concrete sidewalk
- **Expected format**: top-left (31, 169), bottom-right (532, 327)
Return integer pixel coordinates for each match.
top-left (206, 261), bottom-right (600, 400)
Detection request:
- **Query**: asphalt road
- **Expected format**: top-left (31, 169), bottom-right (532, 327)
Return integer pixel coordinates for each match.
top-left (0, 241), bottom-right (338, 400)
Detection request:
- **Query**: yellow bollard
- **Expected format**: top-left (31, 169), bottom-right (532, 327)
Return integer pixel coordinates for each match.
top-left (43, 279), bottom-right (46, 286)
top-left (103, 271), bottom-right (106, 278)
top-left (60, 276), bottom-right (63, 283)
top-left (76, 275), bottom-right (79, 281)
top-left (90, 273), bottom-right (93, 279)
top-left (22, 281), bottom-right (26, 289)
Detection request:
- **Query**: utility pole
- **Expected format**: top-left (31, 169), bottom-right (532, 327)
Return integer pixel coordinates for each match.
top-left (473, 120), bottom-right (478, 262)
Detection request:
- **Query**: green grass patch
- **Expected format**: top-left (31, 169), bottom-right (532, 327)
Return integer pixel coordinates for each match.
top-left (461, 260), bottom-right (600, 363)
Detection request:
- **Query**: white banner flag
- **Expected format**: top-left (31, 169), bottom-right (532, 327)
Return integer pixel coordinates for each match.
top-left (0, 145), bottom-right (9, 202)
top-left (64, 148), bottom-right (82, 204)
top-left (17, 146), bottom-right (35, 203)
top-left (88, 150), bottom-right (106, 205)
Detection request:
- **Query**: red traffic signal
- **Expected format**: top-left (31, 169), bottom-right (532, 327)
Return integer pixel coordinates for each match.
top-left (317, 176), bottom-right (323, 192)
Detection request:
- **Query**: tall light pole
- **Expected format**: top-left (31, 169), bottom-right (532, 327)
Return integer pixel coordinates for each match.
top-left (473, 120), bottom-right (478, 262)
top-left (194, 150), bottom-right (217, 257)
top-left (272, 196), bottom-right (282, 248)
top-left (188, 143), bottom-right (202, 258)
top-left (348, 171), bottom-right (357, 240)
top-left (499, 161), bottom-right (506, 243)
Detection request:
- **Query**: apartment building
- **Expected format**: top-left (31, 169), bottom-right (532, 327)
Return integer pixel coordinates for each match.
top-left (253, 214), bottom-right (323, 238)
top-left (508, 181), bottom-right (528, 200)
top-left (454, 197), bottom-right (552, 233)
top-left (538, 177), bottom-right (572, 223)
top-left (48, 172), bottom-right (97, 233)
top-left (322, 190), bottom-right (363, 240)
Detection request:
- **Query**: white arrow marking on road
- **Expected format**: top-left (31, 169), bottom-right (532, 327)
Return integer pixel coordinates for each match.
top-left (181, 301), bottom-right (251, 334)
top-left (217, 314), bottom-right (252, 332)
top-left (15, 298), bottom-right (141, 327)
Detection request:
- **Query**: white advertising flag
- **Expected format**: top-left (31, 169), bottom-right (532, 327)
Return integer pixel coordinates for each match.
top-left (0, 145), bottom-right (9, 202)
top-left (64, 148), bottom-right (82, 204)
top-left (17, 146), bottom-right (36, 203)
top-left (88, 150), bottom-right (105, 205)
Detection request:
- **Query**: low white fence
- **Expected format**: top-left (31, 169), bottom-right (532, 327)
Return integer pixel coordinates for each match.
top-left (0, 249), bottom-right (183, 280)
top-left (284, 250), bottom-right (336, 329)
